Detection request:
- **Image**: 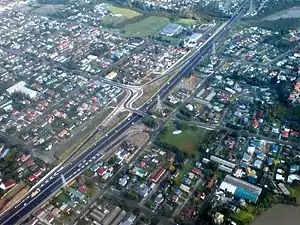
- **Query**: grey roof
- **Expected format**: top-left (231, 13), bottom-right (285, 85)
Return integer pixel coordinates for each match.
top-left (224, 175), bottom-right (262, 196)
top-left (160, 23), bottom-right (183, 35)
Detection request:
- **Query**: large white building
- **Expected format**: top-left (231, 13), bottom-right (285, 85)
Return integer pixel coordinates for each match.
top-left (6, 81), bottom-right (37, 99)
top-left (184, 33), bottom-right (202, 48)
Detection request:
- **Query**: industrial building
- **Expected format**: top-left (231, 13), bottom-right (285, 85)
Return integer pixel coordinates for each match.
top-left (210, 155), bottom-right (236, 169)
top-left (219, 175), bottom-right (262, 203)
top-left (184, 33), bottom-right (202, 48)
top-left (6, 81), bottom-right (37, 99)
top-left (160, 23), bottom-right (183, 36)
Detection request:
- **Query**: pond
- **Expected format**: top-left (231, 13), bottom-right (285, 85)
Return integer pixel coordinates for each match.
top-left (251, 204), bottom-right (300, 225)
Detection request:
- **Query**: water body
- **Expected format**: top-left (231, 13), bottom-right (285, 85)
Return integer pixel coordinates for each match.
top-left (264, 7), bottom-right (300, 20)
top-left (251, 204), bottom-right (300, 225)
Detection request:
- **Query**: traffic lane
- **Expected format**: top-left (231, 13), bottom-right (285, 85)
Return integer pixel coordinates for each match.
top-left (1, 115), bottom-right (141, 224)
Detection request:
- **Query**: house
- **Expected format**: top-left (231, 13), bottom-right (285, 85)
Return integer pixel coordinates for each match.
top-left (253, 119), bottom-right (259, 129)
top-left (0, 180), bottom-right (17, 190)
top-left (195, 161), bottom-right (202, 168)
top-left (60, 204), bottom-right (72, 214)
top-left (270, 144), bottom-right (279, 154)
top-left (25, 158), bottom-right (35, 167)
top-left (171, 195), bottom-right (179, 203)
top-left (241, 153), bottom-right (252, 164)
top-left (97, 167), bottom-right (106, 176)
top-left (68, 188), bottom-right (86, 202)
top-left (67, 199), bottom-right (78, 208)
top-left (167, 153), bottom-right (175, 162)
top-left (58, 129), bottom-right (68, 138)
top-left (206, 176), bottom-right (217, 190)
top-left (256, 151), bottom-right (266, 160)
top-left (139, 185), bottom-right (151, 198)
top-left (191, 167), bottom-right (201, 175)
top-left (214, 212), bottom-right (224, 225)
top-left (183, 177), bottom-right (192, 186)
top-left (180, 184), bottom-right (190, 193)
top-left (19, 154), bottom-right (31, 162)
top-left (119, 177), bottom-right (128, 187)
top-left (132, 166), bottom-right (147, 178)
top-left (290, 164), bottom-right (300, 173)
top-left (253, 160), bottom-right (263, 169)
top-left (154, 194), bottom-right (164, 205)
top-left (150, 167), bottom-right (166, 183)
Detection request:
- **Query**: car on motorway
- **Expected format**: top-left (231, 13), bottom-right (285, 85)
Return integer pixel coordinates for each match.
top-left (31, 188), bottom-right (40, 197)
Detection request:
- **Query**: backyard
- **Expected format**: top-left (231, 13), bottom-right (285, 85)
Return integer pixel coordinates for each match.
top-left (125, 16), bottom-right (170, 37)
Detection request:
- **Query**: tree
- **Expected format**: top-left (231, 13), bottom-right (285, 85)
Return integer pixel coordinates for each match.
top-left (4, 147), bottom-right (18, 162)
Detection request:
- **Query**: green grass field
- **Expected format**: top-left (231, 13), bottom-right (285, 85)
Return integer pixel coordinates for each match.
top-left (125, 16), bottom-right (170, 37)
top-left (159, 122), bottom-right (212, 155)
top-left (108, 5), bottom-right (141, 18)
top-left (176, 18), bottom-right (196, 26)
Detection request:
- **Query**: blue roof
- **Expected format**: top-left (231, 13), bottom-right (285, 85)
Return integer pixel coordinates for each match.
top-left (235, 187), bottom-right (259, 202)
top-left (270, 144), bottom-right (278, 152)
top-left (0, 148), bottom-right (10, 158)
top-left (174, 188), bottom-right (181, 196)
top-left (266, 157), bottom-right (274, 165)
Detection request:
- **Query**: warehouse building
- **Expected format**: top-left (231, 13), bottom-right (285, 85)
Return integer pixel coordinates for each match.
top-left (160, 23), bottom-right (183, 36)
top-left (219, 175), bottom-right (262, 203)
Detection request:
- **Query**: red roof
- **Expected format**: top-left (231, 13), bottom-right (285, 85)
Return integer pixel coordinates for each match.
top-left (12, 109), bottom-right (18, 115)
top-left (191, 167), bottom-right (201, 175)
top-left (167, 153), bottom-right (175, 162)
top-left (78, 184), bottom-right (87, 193)
top-left (25, 158), bottom-right (35, 167)
top-left (97, 167), bottom-right (106, 176)
top-left (253, 119), bottom-right (259, 129)
top-left (20, 154), bottom-right (31, 163)
top-left (1, 180), bottom-right (17, 190)
top-left (28, 175), bottom-right (36, 182)
top-left (140, 161), bottom-right (146, 168)
top-left (282, 131), bottom-right (289, 138)
top-left (151, 167), bottom-right (165, 183)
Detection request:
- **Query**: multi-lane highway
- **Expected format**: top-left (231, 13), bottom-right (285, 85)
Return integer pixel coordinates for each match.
top-left (0, 4), bottom-right (247, 225)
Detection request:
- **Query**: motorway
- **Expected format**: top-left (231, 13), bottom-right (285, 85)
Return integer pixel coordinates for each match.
top-left (0, 5), bottom-right (247, 225)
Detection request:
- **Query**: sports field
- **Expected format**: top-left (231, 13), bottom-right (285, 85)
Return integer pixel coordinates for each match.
top-left (158, 122), bottom-right (213, 155)
top-left (108, 5), bottom-right (140, 18)
top-left (125, 16), bottom-right (170, 37)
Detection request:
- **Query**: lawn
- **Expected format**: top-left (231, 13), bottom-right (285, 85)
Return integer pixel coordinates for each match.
top-left (159, 122), bottom-right (212, 155)
top-left (176, 18), bottom-right (196, 26)
top-left (108, 5), bottom-right (141, 18)
top-left (125, 16), bottom-right (170, 37)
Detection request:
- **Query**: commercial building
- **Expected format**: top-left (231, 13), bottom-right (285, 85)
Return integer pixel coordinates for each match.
top-left (219, 175), bottom-right (262, 203)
